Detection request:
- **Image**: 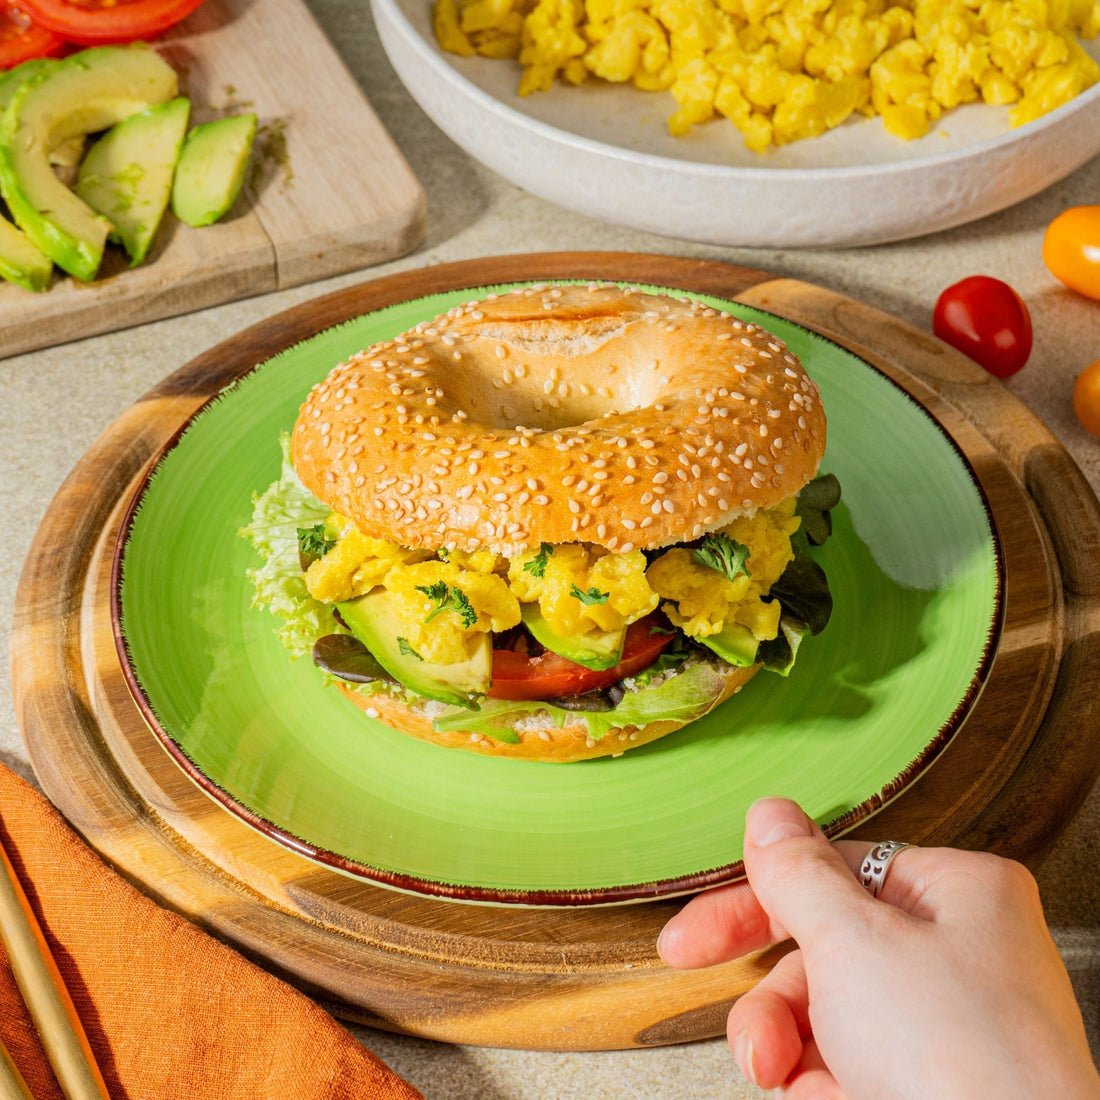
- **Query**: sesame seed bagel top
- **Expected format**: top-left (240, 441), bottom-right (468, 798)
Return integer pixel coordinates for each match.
top-left (291, 283), bottom-right (827, 556)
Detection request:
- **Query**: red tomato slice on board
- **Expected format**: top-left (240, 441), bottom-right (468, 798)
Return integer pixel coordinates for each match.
top-left (0, 4), bottom-right (64, 67)
top-left (932, 275), bottom-right (1033, 379)
top-left (15, 0), bottom-right (206, 45)
top-left (487, 616), bottom-right (676, 700)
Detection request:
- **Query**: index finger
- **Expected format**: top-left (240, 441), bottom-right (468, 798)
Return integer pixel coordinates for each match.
top-left (658, 838), bottom-right (925, 970)
top-left (657, 878), bottom-right (779, 969)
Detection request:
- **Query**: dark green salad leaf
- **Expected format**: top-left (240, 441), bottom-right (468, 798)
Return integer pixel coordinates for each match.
top-left (795, 472), bottom-right (841, 547)
top-left (766, 473), bottom-right (840, 637)
top-left (312, 634), bottom-right (393, 684)
top-left (756, 617), bottom-right (809, 677)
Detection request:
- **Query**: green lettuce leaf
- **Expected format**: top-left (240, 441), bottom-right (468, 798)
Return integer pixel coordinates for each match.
top-left (238, 433), bottom-right (340, 658)
top-left (432, 660), bottom-right (733, 744)
top-left (756, 616), bottom-right (809, 676)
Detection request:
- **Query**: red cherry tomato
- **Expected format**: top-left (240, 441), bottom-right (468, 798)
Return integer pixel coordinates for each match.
top-left (15, 0), bottom-right (207, 45)
top-left (932, 275), bottom-right (1033, 379)
top-left (487, 616), bottom-right (674, 700)
top-left (1043, 206), bottom-right (1100, 301)
top-left (0, 3), bottom-right (63, 68)
top-left (1073, 360), bottom-right (1100, 437)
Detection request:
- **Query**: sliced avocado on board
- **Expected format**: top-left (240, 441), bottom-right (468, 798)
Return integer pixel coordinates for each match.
top-left (0, 58), bottom-right (55, 292)
top-left (520, 602), bottom-right (626, 670)
top-left (0, 58), bottom-right (55, 111)
top-left (0, 217), bottom-right (51, 292)
top-left (337, 590), bottom-right (492, 708)
top-left (76, 97), bottom-right (191, 266)
top-left (171, 113), bottom-right (257, 228)
top-left (698, 620), bottom-right (760, 667)
top-left (0, 44), bottom-right (178, 282)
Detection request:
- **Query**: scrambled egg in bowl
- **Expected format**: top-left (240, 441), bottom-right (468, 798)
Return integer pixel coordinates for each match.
top-left (433, 0), bottom-right (1100, 150)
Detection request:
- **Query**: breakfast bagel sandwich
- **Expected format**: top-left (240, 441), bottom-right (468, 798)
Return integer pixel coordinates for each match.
top-left (242, 283), bottom-right (839, 762)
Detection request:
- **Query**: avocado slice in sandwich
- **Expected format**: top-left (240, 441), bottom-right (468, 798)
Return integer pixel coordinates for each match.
top-left (337, 590), bottom-right (491, 708)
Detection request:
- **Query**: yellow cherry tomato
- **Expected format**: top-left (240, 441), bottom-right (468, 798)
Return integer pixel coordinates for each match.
top-left (1073, 360), bottom-right (1100, 437)
top-left (1043, 206), bottom-right (1100, 301)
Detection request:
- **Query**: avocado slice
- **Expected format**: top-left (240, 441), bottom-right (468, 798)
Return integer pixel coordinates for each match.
top-left (0, 60), bottom-right (55, 291)
top-left (699, 621), bottom-right (760, 667)
top-left (171, 113), bottom-right (257, 228)
top-left (76, 97), bottom-right (190, 266)
top-left (0, 60), bottom-right (83, 172)
top-left (0, 215), bottom-right (51, 292)
top-left (337, 589), bottom-right (491, 707)
top-left (520, 603), bottom-right (625, 671)
top-left (0, 45), bottom-right (179, 282)
top-left (0, 58), bottom-right (55, 111)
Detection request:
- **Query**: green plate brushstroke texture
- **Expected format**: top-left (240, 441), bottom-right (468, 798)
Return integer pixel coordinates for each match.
top-left (119, 284), bottom-right (1000, 895)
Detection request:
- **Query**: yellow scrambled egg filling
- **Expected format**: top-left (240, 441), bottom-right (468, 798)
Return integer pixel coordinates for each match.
top-left (646, 501), bottom-right (801, 640)
top-left (509, 544), bottom-right (660, 634)
top-left (433, 0), bottom-right (1100, 150)
top-left (304, 500), bottom-right (802, 665)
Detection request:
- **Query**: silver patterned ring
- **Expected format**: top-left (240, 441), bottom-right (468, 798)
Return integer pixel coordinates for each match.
top-left (857, 841), bottom-right (914, 898)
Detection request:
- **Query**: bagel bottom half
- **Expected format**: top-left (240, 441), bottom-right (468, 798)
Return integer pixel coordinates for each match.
top-left (336, 662), bottom-right (761, 763)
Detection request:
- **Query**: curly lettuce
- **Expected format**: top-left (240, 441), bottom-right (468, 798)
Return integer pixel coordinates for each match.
top-left (238, 433), bottom-right (340, 658)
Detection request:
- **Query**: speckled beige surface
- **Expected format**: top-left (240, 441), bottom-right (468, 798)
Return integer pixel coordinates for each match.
top-left (1, 4), bottom-right (1098, 1095)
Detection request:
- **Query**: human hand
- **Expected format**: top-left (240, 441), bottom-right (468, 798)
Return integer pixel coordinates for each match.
top-left (657, 797), bottom-right (1100, 1099)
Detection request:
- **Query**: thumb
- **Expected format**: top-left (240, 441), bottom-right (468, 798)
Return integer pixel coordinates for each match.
top-left (744, 798), bottom-right (871, 946)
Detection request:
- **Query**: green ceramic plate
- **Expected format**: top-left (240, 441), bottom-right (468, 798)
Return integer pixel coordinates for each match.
top-left (114, 283), bottom-right (1003, 905)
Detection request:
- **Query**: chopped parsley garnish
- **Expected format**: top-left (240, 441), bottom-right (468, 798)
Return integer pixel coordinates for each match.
top-left (297, 523), bottom-right (336, 560)
top-left (415, 581), bottom-right (478, 628)
top-left (570, 584), bottom-right (609, 606)
top-left (523, 543), bottom-right (554, 578)
top-left (692, 533), bottom-right (752, 582)
top-left (437, 548), bottom-right (450, 561)
top-left (397, 637), bottom-right (424, 661)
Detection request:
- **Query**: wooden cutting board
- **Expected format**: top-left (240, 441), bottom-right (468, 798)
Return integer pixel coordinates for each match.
top-left (0, 0), bottom-right (425, 359)
top-left (11, 253), bottom-right (1100, 1050)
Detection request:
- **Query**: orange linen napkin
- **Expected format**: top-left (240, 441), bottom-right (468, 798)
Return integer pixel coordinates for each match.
top-left (0, 763), bottom-right (425, 1100)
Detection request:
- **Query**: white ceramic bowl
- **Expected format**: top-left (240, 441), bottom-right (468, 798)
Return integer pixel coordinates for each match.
top-left (371, 0), bottom-right (1100, 248)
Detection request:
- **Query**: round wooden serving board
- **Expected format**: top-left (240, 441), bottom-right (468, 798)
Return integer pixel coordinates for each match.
top-left (12, 254), bottom-right (1100, 1050)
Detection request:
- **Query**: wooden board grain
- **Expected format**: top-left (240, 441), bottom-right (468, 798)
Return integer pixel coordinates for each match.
top-left (12, 253), bottom-right (1100, 1050)
top-left (0, 0), bottom-right (425, 359)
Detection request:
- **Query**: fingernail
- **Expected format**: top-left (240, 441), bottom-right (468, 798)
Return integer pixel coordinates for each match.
top-left (732, 1029), bottom-right (757, 1084)
top-left (747, 797), bottom-right (815, 847)
top-left (655, 925), bottom-right (673, 962)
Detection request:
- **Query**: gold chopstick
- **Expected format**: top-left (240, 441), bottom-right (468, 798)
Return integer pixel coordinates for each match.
top-left (0, 832), bottom-right (110, 1100)
top-left (0, 1038), bottom-right (34, 1100)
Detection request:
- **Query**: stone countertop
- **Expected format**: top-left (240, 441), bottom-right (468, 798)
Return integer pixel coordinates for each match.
top-left (1, 4), bottom-right (1098, 1097)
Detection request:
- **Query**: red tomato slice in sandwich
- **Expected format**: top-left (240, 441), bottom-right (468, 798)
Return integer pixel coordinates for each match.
top-left (0, 4), bottom-right (64, 67)
top-left (14, 0), bottom-right (207, 45)
top-left (487, 616), bottom-right (676, 701)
